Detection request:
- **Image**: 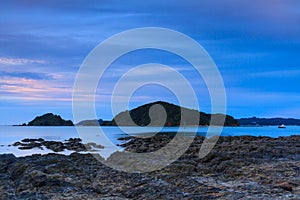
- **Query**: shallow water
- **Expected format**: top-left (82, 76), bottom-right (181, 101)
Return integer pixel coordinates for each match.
top-left (0, 125), bottom-right (299, 157)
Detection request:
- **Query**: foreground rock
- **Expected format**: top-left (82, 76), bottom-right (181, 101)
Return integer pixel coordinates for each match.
top-left (1, 135), bottom-right (299, 199)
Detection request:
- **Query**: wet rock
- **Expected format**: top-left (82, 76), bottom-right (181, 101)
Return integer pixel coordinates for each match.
top-left (11, 138), bottom-right (104, 152)
top-left (1, 135), bottom-right (300, 199)
top-left (13, 142), bottom-right (22, 146)
top-left (276, 181), bottom-right (294, 192)
top-left (28, 170), bottom-right (68, 187)
top-left (0, 154), bottom-right (15, 173)
top-left (43, 141), bottom-right (65, 152)
top-left (164, 162), bottom-right (195, 173)
top-left (86, 142), bottom-right (104, 150)
top-left (8, 162), bottom-right (28, 181)
top-left (21, 138), bottom-right (44, 143)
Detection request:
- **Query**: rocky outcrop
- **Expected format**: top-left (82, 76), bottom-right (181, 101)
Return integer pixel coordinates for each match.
top-left (27, 113), bottom-right (74, 126)
top-left (12, 138), bottom-right (104, 152)
top-left (0, 135), bottom-right (299, 199)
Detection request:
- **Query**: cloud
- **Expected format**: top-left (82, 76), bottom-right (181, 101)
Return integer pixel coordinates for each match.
top-left (109, 65), bottom-right (191, 78)
top-left (0, 57), bottom-right (46, 65)
top-left (0, 72), bottom-right (74, 103)
top-left (227, 88), bottom-right (300, 105)
top-left (0, 77), bottom-right (68, 93)
top-left (251, 69), bottom-right (300, 78)
top-left (0, 71), bottom-right (53, 80)
top-left (181, 0), bottom-right (300, 39)
top-left (0, 0), bottom-right (300, 124)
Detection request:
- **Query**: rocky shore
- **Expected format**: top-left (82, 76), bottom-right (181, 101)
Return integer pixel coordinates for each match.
top-left (1, 135), bottom-right (300, 199)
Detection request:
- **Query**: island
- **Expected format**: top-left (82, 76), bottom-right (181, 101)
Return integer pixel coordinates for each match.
top-left (238, 117), bottom-right (300, 126)
top-left (26, 113), bottom-right (74, 126)
top-left (78, 101), bottom-right (240, 126)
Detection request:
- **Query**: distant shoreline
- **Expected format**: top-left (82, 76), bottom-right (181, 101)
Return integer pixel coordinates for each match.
top-left (8, 124), bottom-right (299, 127)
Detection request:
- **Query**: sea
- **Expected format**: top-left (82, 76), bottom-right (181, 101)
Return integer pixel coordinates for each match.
top-left (0, 125), bottom-right (299, 158)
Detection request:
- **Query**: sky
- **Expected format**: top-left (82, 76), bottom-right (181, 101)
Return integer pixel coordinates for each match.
top-left (0, 0), bottom-right (300, 125)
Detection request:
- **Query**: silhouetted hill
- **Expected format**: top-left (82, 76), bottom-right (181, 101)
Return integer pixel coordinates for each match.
top-left (238, 117), bottom-right (300, 126)
top-left (102, 101), bottom-right (239, 126)
top-left (27, 113), bottom-right (74, 126)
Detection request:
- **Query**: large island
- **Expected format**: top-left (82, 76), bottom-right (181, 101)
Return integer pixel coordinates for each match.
top-left (78, 101), bottom-right (240, 127)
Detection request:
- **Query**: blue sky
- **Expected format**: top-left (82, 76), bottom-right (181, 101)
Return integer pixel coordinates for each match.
top-left (0, 0), bottom-right (300, 124)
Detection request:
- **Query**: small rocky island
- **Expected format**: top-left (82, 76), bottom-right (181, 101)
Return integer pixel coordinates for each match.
top-left (26, 113), bottom-right (74, 126)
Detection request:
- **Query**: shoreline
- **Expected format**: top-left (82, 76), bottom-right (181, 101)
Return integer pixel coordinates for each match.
top-left (0, 135), bottom-right (299, 199)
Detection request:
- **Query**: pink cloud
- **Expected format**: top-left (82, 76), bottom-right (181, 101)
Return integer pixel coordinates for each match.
top-left (0, 76), bottom-right (72, 102)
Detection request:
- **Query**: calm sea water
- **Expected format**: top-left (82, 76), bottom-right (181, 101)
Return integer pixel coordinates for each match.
top-left (0, 126), bottom-right (299, 158)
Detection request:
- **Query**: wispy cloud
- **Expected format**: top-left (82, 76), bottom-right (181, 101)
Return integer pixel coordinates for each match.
top-left (0, 73), bottom-right (73, 103)
top-left (119, 65), bottom-right (185, 77)
top-left (0, 57), bottom-right (46, 65)
top-left (0, 77), bottom-right (69, 93)
top-left (227, 88), bottom-right (300, 105)
top-left (251, 69), bottom-right (300, 78)
top-left (0, 71), bottom-right (53, 80)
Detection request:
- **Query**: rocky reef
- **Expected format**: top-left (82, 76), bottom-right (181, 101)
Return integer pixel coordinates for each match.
top-left (12, 138), bottom-right (104, 152)
top-left (0, 135), bottom-right (299, 199)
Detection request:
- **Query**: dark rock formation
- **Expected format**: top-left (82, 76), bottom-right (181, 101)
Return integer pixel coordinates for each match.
top-left (27, 113), bottom-right (74, 126)
top-left (12, 138), bottom-right (104, 152)
top-left (1, 135), bottom-right (299, 199)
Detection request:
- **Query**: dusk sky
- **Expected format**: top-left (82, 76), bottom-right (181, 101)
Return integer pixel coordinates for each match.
top-left (1, 0), bottom-right (300, 125)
